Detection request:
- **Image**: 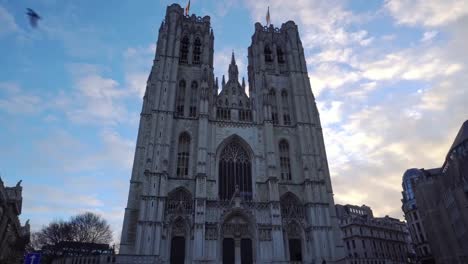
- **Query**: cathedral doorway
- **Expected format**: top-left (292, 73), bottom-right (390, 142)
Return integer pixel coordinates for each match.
top-left (221, 212), bottom-right (254, 264)
top-left (170, 236), bottom-right (185, 264)
top-left (218, 138), bottom-right (252, 201)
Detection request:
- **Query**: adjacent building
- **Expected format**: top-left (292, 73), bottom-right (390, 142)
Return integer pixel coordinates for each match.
top-left (119, 3), bottom-right (346, 263)
top-left (406, 120), bottom-right (468, 264)
top-left (336, 204), bottom-right (411, 264)
top-left (0, 178), bottom-right (30, 263)
top-left (401, 168), bottom-right (434, 263)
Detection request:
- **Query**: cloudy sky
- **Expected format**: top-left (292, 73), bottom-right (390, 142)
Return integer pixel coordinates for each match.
top-left (0, 0), bottom-right (467, 242)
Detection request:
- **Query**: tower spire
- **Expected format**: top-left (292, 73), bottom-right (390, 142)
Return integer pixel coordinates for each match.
top-left (228, 51), bottom-right (239, 81)
top-left (231, 51), bottom-right (236, 65)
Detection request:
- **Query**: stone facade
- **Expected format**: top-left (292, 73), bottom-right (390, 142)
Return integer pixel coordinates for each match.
top-left (0, 178), bottom-right (30, 263)
top-left (410, 120), bottom-right (468, 264)
top-left (336, 204), bottom-right (411, 264)
top-left (401, 169), bottom-right (434, 263)
top-left (119, 3), bottom-right (345, 264)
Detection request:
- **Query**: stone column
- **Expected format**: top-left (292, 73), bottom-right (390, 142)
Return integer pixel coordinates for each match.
top-left (235, 238), bottom-right (241, 264)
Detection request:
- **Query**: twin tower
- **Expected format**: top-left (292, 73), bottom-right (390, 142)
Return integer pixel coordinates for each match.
top-left (120, 3), bottom-right (345, 263)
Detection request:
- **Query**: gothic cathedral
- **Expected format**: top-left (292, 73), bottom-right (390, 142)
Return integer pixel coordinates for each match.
top-left (120, 3), bottom-right (345, 264)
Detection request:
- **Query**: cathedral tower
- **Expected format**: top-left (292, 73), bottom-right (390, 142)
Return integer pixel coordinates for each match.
top-left (120, 3), bottom-right (344, 263)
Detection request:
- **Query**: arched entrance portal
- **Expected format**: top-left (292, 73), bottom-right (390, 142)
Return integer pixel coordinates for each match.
top-left (221, 212), bottom-right (254, 264)
top-left (218, 138), bottom-right (252, 201)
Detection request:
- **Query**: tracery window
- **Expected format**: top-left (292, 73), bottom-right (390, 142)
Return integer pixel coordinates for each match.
top-left (281, 90), bottom-right (291, 125)
top-left (279, 140), bottom-right (291, 180)
top-left (219, 140), bottom-right (252, 200)
top-left (180, 36), bottom-right (189, 64)
top-left (176, 80), bottom-right (186, 116)
top-left (269, 89), bottom-right (278, 124)
top-left (280, 193), bottom-right (304, 219)
top-left (166, 188), bottom-right (193, 215)
top-left (277, 47), bottom-right (285, 63)
top-left (189, 81), bottom-right (198, 117)
top-left (193, 37), bottom-right (202, 64)
top-left (176, 133), bottom-right (190, 177)
top-left (264, 45), bottom-right (273, 63)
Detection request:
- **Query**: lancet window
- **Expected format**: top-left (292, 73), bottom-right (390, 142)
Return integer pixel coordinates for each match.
top-left (279, 140), bottom-right (292, 180)
top-left (264, 45), bottom-right (273, 63)
top-left (189, 81), bottom-right (198, 117)
top-left (281, 90), bottom-right (291, 125)
top-left (216, 107), bottom-right (231, 120)
top-left (277, 47), bottom-right (285, 63)
top-left (176, 133), bottom-right (190, 177)
top-left (269, 89), bottom-right (278, 124)
top-left (193, 37), bottom-right (202, 64)
top-left (180, 36), bottom-right (189, 64)
top-left (239, 109), bottom-right (252, 122)
top-left (218, 140), bottom-right (252, 200)
top-left (176, 80), bottom-right (186, 116)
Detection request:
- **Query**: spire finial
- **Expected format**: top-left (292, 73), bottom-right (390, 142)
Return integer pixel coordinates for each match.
top-left (231, 51), bottom-right (236, 65)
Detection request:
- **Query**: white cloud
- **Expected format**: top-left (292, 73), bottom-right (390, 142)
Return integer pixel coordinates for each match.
top-left (386, 0), bottom-right (468, 27)
top-left (123, 44), bottom-right (155, 97)
top-left (0, 5), bottom-right (18, 36)
top-left (421, 31), bottom-right (438, 42)
top-left (0, 82), bottom-right (44, 114)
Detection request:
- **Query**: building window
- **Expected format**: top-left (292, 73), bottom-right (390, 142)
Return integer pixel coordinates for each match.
top-left (277, 47), bottom-right (285, 63)
top-left (193, 37), bottom-right (202, 64)
top-left (189, 81), bottom-right (198, 117)
top-left (179, 36), bottom-right (189, 64)
top-left (281, 90), bottom-right (291, 125)
top-left (166, 187), bottom-right (193, 215)
top-left (216, 107), bottom-right (231, 120)
top-left (264, 45), bottom-right (273, 62)
top-left (239, 109), bottom-right (252, 122)
top-left (280, 192), bottom-right (304, 219)
top-left (269, 89), bottom-right (278, 124)
top-left (176, 133), bottom-right (190, 177)
top-left (218, 140), bottom-right (252, 200)
top-left (279, 140), bottom-right (292, 180)
top-left (352, 239), bottom-right (356, 249)
top-left (176, 80), bottom-right (186, 116)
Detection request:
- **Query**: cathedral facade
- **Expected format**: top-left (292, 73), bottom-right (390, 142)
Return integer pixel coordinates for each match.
top-left (120, 3), bottom-right (345, 264)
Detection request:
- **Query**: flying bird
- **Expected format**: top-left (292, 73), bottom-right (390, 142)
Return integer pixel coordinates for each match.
top-left (26, 8), bottom-right (41, 28)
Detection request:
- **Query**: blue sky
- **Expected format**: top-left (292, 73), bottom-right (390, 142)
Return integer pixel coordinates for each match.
top-left (1, 0), bottom-right (467, 242)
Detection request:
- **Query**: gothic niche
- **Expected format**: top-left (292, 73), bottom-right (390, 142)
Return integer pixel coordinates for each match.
top-left (218, 140), bottom-right (252, 200)
top-left (166, 187), bottom-right (193, 215)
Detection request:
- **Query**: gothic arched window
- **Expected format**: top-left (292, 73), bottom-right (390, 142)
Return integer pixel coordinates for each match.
top-left (189, 81), bottom-right (198, 117)
top-left (193, 37), bottom-right (202, 65)
top-left (166, 188), bottom-right (193, 215)
top-left (176, 133), bottom-right (190, 177)
top-left (280, 192), bottom-right (303, 219)
top-left (180, 36), bottom-right (189, 64)
top-left (281, 90), bottom-right (291, 125)
top-left (218, 140), bottom-right (252, 200)
top-left (277, 47), bottom-right (285, 63)
top-left (176, 80), bottom-right (186, 116)
top-left (279, 140), bottom-right (291, 180)
top-left (269, 89), bottom-right (278, 124)
top-left (264, 45), bottom-right (273, 63)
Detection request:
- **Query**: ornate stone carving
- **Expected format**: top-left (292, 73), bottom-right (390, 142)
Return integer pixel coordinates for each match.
top-left (258, 228), bottom-right (272, 241)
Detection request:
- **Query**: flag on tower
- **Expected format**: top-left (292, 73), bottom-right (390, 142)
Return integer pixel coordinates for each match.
top-left (185, 0), bottom-right (191, 16)
top-left (266, 6), bottom-right (271, 25)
